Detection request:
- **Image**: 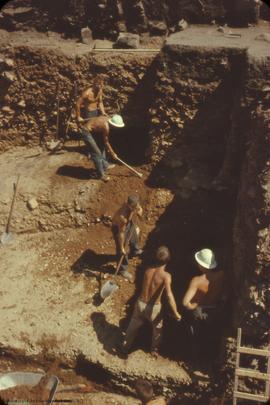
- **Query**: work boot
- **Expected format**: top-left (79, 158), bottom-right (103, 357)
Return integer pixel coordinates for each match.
top-left (107, 164), bottom-right (115, 170)
top-left (133, 248), bottom-right (143, 257)
top-left (100, 175), bottom-right (110, 182)
top-left (119, 270), bottom-right (132, 281)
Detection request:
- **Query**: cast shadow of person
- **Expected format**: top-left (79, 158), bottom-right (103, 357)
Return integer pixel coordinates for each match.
top-left (56, 165), bottom-right (97, 180)
top-left (90, 312), bottom-right (128, 360)
top-left (71, 249), bottom-right (116, 307)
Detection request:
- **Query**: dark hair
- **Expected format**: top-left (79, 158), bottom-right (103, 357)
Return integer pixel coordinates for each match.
top-left (127, 194), bottom-right (139, 208)
top-left (135, 379), bottom-right (154, 402)
top-left (156, 246), bottom-right (170, 265)
top-left (93, 76), bottom-right (104, 86)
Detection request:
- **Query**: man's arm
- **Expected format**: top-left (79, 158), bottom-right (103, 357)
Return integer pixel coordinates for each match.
top-left (182, 278), bottom-right (199, 310)
top-left (102, 125), bottom-right (118, 159)
top-left (164, 274), bottom-right (181, 320)
top-left (136, 204), bottom-right (143, 218)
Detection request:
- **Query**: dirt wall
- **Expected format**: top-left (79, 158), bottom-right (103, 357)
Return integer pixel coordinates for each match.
top-left (232, 64), bottom-right (270, 344)
top-left (0, 46), bottom-right (156, 152)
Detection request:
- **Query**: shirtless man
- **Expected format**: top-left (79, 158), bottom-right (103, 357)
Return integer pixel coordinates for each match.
top-left (112, 195), bottom-right (143, 280)
top-left (76, 76), bottom-right (106, 121)
top-left (123, 246), bottom-right (181, 354)
top-left (182, 248), bottom-right (225, 362)
top-left (182, 248), bottom-right (224, 317)
top-left (135, 379), bottom-right (167, 405)
top-left (79, 114), bottom-right (124, 181)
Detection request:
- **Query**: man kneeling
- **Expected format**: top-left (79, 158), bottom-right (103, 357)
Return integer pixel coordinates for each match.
top-left (123, 246), bottom-right (181, 355)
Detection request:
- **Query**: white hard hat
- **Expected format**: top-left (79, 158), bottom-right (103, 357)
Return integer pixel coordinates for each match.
top-left (108, 114), bottom-right (125, 128)
top-left (195, 248), bottom-right (217, 269)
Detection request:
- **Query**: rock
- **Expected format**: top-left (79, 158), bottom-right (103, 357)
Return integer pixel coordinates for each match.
top-left (148, 20), bottom-right (167, 36)
top-left (2, 106), bottom-right (14, 114)
top-left (2, 71), bottom-right (16, 82)
top-left (81, 27), bottom-right (93, 45)
top-left (177, 19), bottom-right (188, 31)
top-left (114, 32), bottom-right (140, 49)
top-left (18, 100), bottom-right (26, 108)
top-left (2, 6), bottom-right (33, 18)
top-left (255, 33), bottom-right (270, 43)
top-left (4, 58), bottom-right (14, 68)
top-left (94, 39), bottom-right (113, 49)
top-left (217, 26), bottom-right (226, 33)
top-left (27, 198), bottom-right (38, 211)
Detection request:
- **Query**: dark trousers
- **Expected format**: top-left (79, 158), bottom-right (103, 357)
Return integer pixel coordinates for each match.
top-left (82, 109), bottom-right (99, 119)
top-left (81, 128), bottom-right (109, 178)
top-left (187, 306), bottom-right (223, 364)
top-left (111, 223), bottom-right (140, 273)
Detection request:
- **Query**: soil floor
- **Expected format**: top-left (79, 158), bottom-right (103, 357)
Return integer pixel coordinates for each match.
top-left (0, 144), bottom-right (191, 403)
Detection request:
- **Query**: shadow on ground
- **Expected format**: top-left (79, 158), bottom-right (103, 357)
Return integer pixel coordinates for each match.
top-left (56, 165), bottom-right (96, 180)
top-left (91, 312), bottom-right (127, 360)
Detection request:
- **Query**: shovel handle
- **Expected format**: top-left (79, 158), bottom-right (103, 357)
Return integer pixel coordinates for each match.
top-left (114, 212), bottom-right (135, 276)
top-left (115, 254), bottom-right (126, 276)
top-left (115, 156), bottom-right (143, 178)
top-left (6, 175), bottom-right (20, 233)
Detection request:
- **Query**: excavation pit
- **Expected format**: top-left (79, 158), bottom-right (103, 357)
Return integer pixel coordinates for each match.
top-left (0, 18), bottom-right (269, 404)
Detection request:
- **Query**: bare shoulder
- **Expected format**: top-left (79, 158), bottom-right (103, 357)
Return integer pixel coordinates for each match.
top-left (164, 271), bottom-right (172, 283)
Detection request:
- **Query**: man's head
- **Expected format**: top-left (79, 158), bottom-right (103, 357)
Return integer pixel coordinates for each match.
top-left (135, 379), bottom-right (154, 403)
top-left (156, 246), bottom-right (170, 265)
top-left (108, 114), bottom-right (125, 128)
top-left (127, 194), bottom-right (139, 211)
top-left (93, 76), bottom-right (104, 90)
top-left (194, 248), bottom-right (217, 271)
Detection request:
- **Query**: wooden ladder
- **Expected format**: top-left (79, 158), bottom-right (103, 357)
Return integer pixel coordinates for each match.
top-left (233, 328), bottom-right (270, 404)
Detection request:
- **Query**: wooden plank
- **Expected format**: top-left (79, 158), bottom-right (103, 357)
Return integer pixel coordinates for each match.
top-left (233, 328), bottom-right (242, 405)
top-left (233, 391), bottom-right (267, 402)
top-left (236, 367), bottom-right (270, 381)
top-left (265, 343), bottom-right (270, 398)
top-left (238, 346), bottom-right (270, 357)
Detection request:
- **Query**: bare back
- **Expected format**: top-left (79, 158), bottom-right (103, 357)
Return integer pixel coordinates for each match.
top-left (190, 271), bottom-right (224, 307)
top-left (140, 266), bottom-right (170, 305)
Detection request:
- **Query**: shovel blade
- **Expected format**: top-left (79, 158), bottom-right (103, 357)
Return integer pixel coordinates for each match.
top-left (100, 280), bottom-right (119, 300)
top-left (0, 232), bottom-right (12, 245)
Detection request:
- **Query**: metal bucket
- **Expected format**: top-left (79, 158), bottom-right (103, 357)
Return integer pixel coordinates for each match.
top-left (0, 372), bottom-right (59, 404)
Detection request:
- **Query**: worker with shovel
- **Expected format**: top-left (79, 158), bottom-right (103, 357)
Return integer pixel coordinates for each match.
top-left (111, 195), bottom-right (143, 280)
top-left (122, 246), bottom-right (181, 355)
top-left (78, 114), bottom-right (125, 181)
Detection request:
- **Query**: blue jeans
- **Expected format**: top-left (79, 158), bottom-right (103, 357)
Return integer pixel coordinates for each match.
top-left (81, 128), bottom-right (109, 178)
top-left (82, 109), bottom-right (99, 119)
top-left (112, 222), bottom-right (140, 273)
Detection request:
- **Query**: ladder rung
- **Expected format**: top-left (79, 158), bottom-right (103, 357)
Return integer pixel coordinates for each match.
top-left (238, 346), bottom-right (270, 357)
top-left (234, 391), bottom-right (268, 402)
top-left (236, 367), bottom-right (270, 381)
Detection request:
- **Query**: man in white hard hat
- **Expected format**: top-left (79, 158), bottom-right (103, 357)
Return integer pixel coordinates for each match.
top-left (182, 248), bottom-right (225, 363)
top-left (78, 114), bottom-right (124, 181)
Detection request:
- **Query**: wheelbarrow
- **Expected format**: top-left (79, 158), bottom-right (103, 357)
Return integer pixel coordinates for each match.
top-left (0, 372), bottom-right (59, 405)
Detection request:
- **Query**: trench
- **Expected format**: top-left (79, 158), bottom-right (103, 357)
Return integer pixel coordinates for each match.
top-left (0, 30), bottom-right (269, 403)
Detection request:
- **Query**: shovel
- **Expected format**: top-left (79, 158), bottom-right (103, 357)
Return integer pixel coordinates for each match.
top-left (1, 175), bottom-right (20, 245)
top-left (115, 156), bottom-right (143, 178)
top-left (100, 219), bottom-right (135, 300)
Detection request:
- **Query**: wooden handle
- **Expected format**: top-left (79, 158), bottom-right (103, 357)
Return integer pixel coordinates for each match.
top-left (115, 157), bottom-right (143, 178)
top-left (114, 215), bottom-right (135, 276)
top-left (6, 175), bottom-right (20, 233)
